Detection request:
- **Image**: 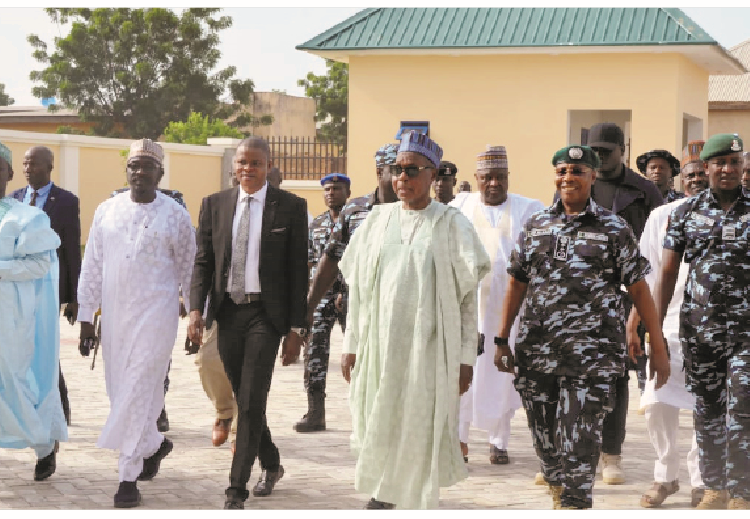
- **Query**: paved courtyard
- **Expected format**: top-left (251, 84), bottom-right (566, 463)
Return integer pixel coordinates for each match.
top-left (0, 316), bottom-right (700, 510)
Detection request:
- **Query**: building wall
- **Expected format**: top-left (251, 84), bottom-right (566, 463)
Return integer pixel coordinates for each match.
top-left (0, 121), bottom-right (95, 134)
top-left (249, 92), bottom-right (317, 139)
top-left (4, 140), bottom-right (61, 194)
top-left (348, 52), bottom-right (708, 205)
top-left (708, 109), bottom-right (750, 141)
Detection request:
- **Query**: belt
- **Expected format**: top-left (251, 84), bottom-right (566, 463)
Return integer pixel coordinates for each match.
top-left (227, 293), bottom-right (261, 304)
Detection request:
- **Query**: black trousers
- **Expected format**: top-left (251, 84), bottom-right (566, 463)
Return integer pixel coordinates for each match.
top-left (59, 364), bottom-right (69, 422)
top-left (216, 300), bottom-right (281, 500)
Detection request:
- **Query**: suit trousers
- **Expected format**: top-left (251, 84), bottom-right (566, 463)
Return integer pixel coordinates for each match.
top-left (216, 300), bottom-right (281, 500)
top-left (195, 323), bottom-right (238, 438)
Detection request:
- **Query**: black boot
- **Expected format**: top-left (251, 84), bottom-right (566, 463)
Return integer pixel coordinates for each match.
top-left (157, 408), bottom-right (169, 432)
top-left (114, 481), bottom-right (142, 508)
top-left (293, 392), bottom-right (326, 432)
top-left (34, 443), bottom-right (58, 481)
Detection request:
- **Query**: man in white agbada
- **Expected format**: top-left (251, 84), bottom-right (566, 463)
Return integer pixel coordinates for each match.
top-left (0, 141), bottom-right (67, 481)
top-left (627, 140), bottom-right (708, 509)
top-left (339, 131), bottom-right (490, 509)
top-left (77, 139), bottom-right (195, 508)
top-left (451, 145), bottom-right (544, 465)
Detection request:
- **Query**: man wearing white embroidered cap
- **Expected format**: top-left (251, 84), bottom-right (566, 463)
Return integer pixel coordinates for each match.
top-left (77, 138), bottom-right (196, 508)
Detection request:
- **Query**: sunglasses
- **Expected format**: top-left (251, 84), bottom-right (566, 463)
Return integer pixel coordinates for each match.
top-left (391, 165), bottom-right (434, 178)
top-left (555, 165), bottom-right (590, 177)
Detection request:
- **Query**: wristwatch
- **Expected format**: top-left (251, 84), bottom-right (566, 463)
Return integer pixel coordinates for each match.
top-left (291, 327), bottom-right (308, 338)
top-left (494, 337), bottom-right (509, 347)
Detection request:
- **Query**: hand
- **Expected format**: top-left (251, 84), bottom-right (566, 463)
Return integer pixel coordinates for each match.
top-left (626, 324), bottom-right (643, 364)
top-left (63, 301), bottom-right (79, 325)
top-left (459, 364), bottom-right (473, 395)
top-left (179, 301), bottom-right (188, 318)
top-left (187, 310), bottom-right (204, 346)
top-left (79, 321), bottom-right (96, 356)
top-left (281, 331), bottom-right (304, 366)
top-left (648, 334), bottom-right (671, 390)
top-left (341, 353), bottom-right (356, 383)
top-left (494, 343), bottom-right (515, 373)
top-left (335, 293), bottom-right (344, 313)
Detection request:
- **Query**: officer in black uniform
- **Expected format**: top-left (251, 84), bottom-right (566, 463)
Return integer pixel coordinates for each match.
top-left (294, 173), bottom-right (350, 433)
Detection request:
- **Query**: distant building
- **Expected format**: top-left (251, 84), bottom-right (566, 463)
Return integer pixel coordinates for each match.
top-left (0, 105), bottom-right (94, 134)
top-left (709, 38), bottom-right (750, 142)
top-left (235, 91), bottom-right (317, 139)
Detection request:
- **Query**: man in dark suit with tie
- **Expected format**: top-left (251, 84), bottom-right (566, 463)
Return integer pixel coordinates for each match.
top-left (12, 146), bottom-right (81, 426)
top-left (188, 137), bottom-right (309, 509)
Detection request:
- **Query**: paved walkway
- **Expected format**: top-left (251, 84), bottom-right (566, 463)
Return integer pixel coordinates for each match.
top-left (0, 317), bottom-right (700, 510)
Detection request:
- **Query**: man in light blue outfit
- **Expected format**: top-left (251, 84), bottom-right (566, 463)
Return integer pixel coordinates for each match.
top-left (0, 141), bottom-right (67, 481)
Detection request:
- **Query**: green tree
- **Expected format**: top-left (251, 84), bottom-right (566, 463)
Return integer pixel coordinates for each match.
top-left (28, 8), bottom-right (258, 140)
top-left (0, 83), bottom-right (14, 106)
top-left (163, 111), bottom-right (243, 145)
top-left (298, 60), bottom-right (348, 147)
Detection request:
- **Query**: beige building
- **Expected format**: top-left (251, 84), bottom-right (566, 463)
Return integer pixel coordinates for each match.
top-left (0, 105), bottom-right (95, 134)
top-left (709, 38), bottom-right (750, 141)
top-left (240, 91), bottom-right (317, 139)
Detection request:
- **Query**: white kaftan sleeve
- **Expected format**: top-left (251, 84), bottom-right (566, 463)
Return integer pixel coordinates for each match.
top-left (77, 204), bottom-right (106, 324)
top-left (173, 208), bottom-right (196, 295)
top-left (0, 211), bottom-right (59, 282)
top-left (458, 289), bottom-right (479, 366)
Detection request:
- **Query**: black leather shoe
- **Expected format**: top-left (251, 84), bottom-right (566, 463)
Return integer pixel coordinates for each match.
top-left (157, 408), bottom-right (169, 433)
top-left (137, 437), bottom-right (173, 481)
top-left (224, 497), bottom-right (244, 509)
top-left (33, 447), bottom-right (57, 481)
top-left (364, 498), bottom-right (395, 509)
top-left (114, 481), bottom-right (142, 508)
top-left (252, 465), bottom-right (284, 497)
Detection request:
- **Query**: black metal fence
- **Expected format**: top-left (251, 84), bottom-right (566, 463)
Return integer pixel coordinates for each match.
top-left (265, 136), bottom-right (346, 181)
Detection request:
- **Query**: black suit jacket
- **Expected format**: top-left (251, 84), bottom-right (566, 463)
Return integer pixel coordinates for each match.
top-left (190, 185), bottom-right (309, 336)
top-left (12, 184), bottom-right (82, 305)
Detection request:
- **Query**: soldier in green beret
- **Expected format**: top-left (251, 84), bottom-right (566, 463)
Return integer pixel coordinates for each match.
top-left (656, 133), bottom-right (750, 509)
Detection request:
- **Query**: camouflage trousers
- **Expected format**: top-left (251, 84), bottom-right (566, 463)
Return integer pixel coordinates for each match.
top-left (515, 369), bottom-right (616, 509)
top-left (683, 337), bottom-right (750, 499)
top-left (304, 294), bottom-right (346, 395)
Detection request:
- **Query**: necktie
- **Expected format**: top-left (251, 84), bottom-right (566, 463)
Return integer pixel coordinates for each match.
top-left (230, 196), bottom-right (252, 304)
top-left (29, 190), bottom-right (38, 207)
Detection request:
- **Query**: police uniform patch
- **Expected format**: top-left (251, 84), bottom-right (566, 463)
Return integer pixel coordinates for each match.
top-left (577, 231), bottom-right (608, 242)
top-left (554, 234), bottom-right (570, 260)
top-left (530, 228), bottom-right (554, 237)
top-left (722, 225), bottom-right (737, 241)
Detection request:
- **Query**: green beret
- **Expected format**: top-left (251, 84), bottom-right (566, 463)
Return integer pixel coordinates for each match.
top-left (700, 133), bottom-right (743, 161)
top-left (551, 145), bottom-right (600, 169)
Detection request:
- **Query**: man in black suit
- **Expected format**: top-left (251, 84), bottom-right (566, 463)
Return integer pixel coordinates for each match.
top-left (12, 146), bottom-right (81, 426)
top-left (188, 137), bottom-right (309, 510)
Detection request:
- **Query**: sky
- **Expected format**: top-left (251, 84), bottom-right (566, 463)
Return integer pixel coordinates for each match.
top-left (1, 3), bottom-right (750, 107)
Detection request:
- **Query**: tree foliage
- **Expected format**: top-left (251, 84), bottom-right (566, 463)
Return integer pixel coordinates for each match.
top-left (298, 59), bottom-right (348, 147)
top-left (28, 8), bottom-right (260, 140)
top-left (0, 83), bottom-right (14, 106)
top-left (163, 111), bottom-right (243, 145)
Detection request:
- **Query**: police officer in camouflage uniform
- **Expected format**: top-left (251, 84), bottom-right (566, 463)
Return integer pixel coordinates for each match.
top-left (657, 133), bottom-right (750, 510)
top-left (304, 143), bottom-right (400, 328)
top-left (294, 173), bottom-right (351, 433)
top-left (111, 181), bottom-right (188, 434)
top-left (495, 145), bottom-right (670, 509)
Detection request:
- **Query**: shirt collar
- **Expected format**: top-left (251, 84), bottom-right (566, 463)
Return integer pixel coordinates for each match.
top-left (551, 197), bottom-right (599, 218)
top-left (237, 181), bottom-right (268, 206)
top-left (706, 186), bottom-right (749, 205)
top-left (29, 181), bottom-right (53, 196)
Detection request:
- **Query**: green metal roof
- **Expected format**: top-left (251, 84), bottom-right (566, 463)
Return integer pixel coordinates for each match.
top-left (297, 8), bottom-right (718, 51)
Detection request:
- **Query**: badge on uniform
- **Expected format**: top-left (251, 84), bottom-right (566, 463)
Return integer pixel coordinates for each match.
top-left (722, 225), bottom-right (736, 241)
top-left (731, 139), bottom-right (741, 152)
top-left (554, 234), bottom-right (570, 260)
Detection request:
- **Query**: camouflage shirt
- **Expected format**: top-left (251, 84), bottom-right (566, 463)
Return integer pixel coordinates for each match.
top-left (508, 198), bottom-right (651, 377)
top-left (324, 189), bottom-right (380, 261)
top-left (309, 209), bottom-right (346, 294)
top-left (111, 187), bottom-right (187, 210)
top-left (665, 189), bottom-right (686, 204)
top-left (663, 188), bottom-right (750, 344)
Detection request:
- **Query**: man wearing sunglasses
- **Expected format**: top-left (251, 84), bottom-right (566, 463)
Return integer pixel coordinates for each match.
top-left (629, 140), bottom-right (708, 509)
top-left (496, 145), bottom-right (670, 509)
top-left (656, 133), bottom-right (750, 510)
top-left (338, 131), bottom-right (490, 509)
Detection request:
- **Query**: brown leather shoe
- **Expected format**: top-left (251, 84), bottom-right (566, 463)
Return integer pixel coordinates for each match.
top-left (212, 418), bottom-right (232, 447)
top-left (252, 466), bottom-right (284, 497)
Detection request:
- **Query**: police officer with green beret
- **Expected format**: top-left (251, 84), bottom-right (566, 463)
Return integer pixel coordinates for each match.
top-left (495, 145), bottom-right (670, 509)
top-left (656, 133), bottom-right (750, 510)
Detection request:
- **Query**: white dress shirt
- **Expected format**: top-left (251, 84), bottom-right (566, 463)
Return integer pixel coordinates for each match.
top-left (228, 182), bottom-right (267, 294)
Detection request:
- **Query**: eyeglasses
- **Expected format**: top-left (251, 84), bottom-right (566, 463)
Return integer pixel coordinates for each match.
top-left (127, 162), bottom-right (159, 174)
top-left (707, 158), bottom-right (742, 170)
top-left (555, 165), bottom-right (589, 177)
top-left (391, 165), bottom-right (434, 178)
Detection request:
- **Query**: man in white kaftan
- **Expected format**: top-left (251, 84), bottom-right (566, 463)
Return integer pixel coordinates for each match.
top-left (77, 139), bottom-right (195, 507)
top-left (339, 131), bottom-right (490, 509)
top-left (629, 140), bottom-right (708, 508)
top-left (452, 145), bottom-right (544, 464)
top-left (0, 142), bottom-right (67, 481)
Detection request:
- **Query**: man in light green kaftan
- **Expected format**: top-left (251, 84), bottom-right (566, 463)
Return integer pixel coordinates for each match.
top-left (339, 131), bottom-right (490, 509)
